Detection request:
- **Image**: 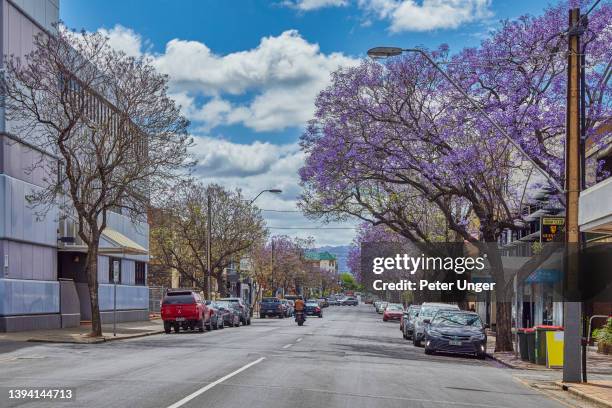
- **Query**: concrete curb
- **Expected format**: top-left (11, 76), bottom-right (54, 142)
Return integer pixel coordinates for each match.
top-left (27, 330), bottom-right (165, 344)
top-left (485, 352), bottom-right (555, 371)
top-left (555, 381), bottom-right (612, 408)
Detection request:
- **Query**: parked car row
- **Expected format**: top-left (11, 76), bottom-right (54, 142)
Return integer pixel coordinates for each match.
top-left (371, 300), bottom-right (488, 359)
top-left (161, 291), bottom-right (252, 333)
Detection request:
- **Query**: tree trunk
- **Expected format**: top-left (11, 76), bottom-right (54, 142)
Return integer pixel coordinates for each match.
top-left (85, 239), bottom-right (102, 336)
top-left (495, 299), bottom-right (514, 352)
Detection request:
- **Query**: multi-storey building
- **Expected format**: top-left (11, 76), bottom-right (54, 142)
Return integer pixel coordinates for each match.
top-left (0, 0), bottom-right (149, 332)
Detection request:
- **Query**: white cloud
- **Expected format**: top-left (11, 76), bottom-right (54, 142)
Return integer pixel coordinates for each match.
top-left (358, 0), bottom-right (492, 32)
top-left (101, 27), bottom-right (357, 132)
top-left (99, 25), bottom-right (144, 57)
top-left (283, 0), bottom-right (349, 11)
top-left (191, 136), bottom-right (357, 246)
top-left (281, 0), bottom-right (493, 32)
top-left (151, 30), bottom-right (358, 132)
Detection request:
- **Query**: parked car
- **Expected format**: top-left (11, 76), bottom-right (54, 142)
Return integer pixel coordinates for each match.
top-left (281, 299), bottom-right (294, 317)
top-left (161, 291), bottom-right (212, 333)
top-left (375, 301), bottom-right (388, 314)
top-left (219, 297), bottom-right (251, 325)
top-left (383, 303), bottom-right (404, 321)
top-left (305, 299), bottom-right (323, 317)
top-left (213, 301), bottom-right (241, 327)
top-left (342, 297), bottom-right (358, 306)
top-left (259, 297), bottom-right (285, 318)
top-left (424, 310), bottom-right (487, 359)
top-left (401, 305), bottom-right (421, 340)
top-left (412, 303), bottom-right (460, 347)
top-left (287, 300), bottom-right (295, 315)
top-left (206, 301), bottom-right (225, 330)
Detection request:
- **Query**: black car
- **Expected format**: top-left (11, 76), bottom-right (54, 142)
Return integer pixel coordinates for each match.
top-left (423, 310), bottom-right (487, 359)
top-left (219, 297), bottom-right (251, 325)
top-left (305, 300), bottom-right (323, 317)
top-left (213, 301), bottom-right (241, 327)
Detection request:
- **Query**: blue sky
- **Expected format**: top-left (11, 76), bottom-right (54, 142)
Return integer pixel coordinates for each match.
top-left (60, 0), bottom-right (562, 248)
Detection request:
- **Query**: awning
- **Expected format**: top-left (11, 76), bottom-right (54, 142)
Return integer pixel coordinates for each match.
top-left (100, 228), bottom-right (148, 255)
top-left (58, 228), bottom-right (148, 255)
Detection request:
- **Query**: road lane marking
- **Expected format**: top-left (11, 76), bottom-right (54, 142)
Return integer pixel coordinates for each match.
top-left (165, 357), bottom-right (265, 408)
top-left (282, 343), bottom-right (293, 349)
top-left (296, 338), bottom-right (302, 342)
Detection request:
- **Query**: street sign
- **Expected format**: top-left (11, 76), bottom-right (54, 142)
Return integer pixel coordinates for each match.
top-left (540, 216), bottom-right (565, 242)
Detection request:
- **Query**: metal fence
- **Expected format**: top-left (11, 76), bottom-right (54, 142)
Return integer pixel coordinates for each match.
top-left (149, 286), bottom-right (166, 313)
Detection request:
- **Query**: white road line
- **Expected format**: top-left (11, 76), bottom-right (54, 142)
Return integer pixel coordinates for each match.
top-left (282, 343), bottom-right (293, 349)
top-left (165, 357), bottom-right (265, 408)
top-left (296, 338), bottom-right (302, 342)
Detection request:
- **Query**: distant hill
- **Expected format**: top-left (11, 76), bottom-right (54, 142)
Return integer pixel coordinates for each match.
top-left (316, 245), bottom-right (351, 273)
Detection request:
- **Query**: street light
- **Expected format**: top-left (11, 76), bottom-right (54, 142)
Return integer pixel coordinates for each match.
top-left (249, 189), bottom-right (282, 204)
top-left (366, 46), bottom-right (565, 195)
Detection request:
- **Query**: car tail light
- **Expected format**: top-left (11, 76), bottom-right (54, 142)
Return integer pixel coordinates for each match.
top-left (315, 307), bottom-right (320, 312)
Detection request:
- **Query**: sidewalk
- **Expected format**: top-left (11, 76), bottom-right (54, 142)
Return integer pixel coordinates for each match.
top-left (486, 335), bottom-right (612, 375)
top-left (556, 381), bottom-right (612, 408)
top-left (0, 318), bottom-right (164, 344)
top-left (487, 335), bottom-right (612, 407)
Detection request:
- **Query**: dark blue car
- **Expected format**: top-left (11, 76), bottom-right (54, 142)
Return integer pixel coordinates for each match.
top-left (424, 310), bottom-right (487, 359)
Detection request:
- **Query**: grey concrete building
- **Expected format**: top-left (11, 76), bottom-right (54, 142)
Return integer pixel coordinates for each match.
top-left (0, 0), bottom-right (149, 332)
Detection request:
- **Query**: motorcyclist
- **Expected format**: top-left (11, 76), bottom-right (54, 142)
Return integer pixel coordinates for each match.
top-left (294, 297), bottom-right (305, 321)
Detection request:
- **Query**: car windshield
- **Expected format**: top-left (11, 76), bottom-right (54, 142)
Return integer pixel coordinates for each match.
top-left (433, 312), bottom-right (483, 328)
top-left (262, 298), bottom-right (279, 302)
top-left (162, 295), bottom-right (194, 305)
top-left (215, 301), bottom-right (230, 308)
top-left (306, 302), bottom-right (318, 306)
top-left (387, 305), bottom-right (403, 310)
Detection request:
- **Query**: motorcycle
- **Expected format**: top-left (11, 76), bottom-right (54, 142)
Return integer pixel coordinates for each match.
top-left (295, 311), bottom-right (305, 326)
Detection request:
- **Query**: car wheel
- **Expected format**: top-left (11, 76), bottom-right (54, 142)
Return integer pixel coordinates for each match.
top-left (164, 321), bottom-right (172, 334)
top-left (219, 319), bottom-right (224, 329)
top-left (173, 323), bottom-right (180, 333)
top-left (476, 353), bottom-right (486, 360)
top-left (319, 313), bottom-right (323, 318)
top-left (260, 314), bottom-right (265, 319)
top-left (413, 335), bottom-right (421, 347)
top-left (247, 318), bottom-right (251, 325)
top-left (402, 331), bottom-right (407, 340)
top-left (424, 347), bottom-right (434, 355)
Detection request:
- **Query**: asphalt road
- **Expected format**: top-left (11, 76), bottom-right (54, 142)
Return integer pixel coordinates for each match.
top-left (0, 305), bottom-right (569, 408)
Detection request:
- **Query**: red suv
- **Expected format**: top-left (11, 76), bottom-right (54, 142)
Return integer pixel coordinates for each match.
top-left (161, 291), bottom-right (212, 333)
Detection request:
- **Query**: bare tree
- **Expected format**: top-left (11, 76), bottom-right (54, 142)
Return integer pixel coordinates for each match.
top-left (1, 29), bottom-right (192, 336)
top-left (151, 181), bottom-right (267, 297)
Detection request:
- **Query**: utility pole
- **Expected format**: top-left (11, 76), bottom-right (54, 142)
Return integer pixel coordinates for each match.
top-left (270, 239), bottom-right (275, 297)
top-left (563, 7), bottom-right (583, 383)
top-left (207, 194), bottom-right (212, 299)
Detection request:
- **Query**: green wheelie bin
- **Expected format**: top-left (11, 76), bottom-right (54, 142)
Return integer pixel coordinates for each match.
top-left (525, 328), bottom-right (536, 363)
top-left (535, 325), bottom-right (563, 365)
top-left (517, 329), bottom-right (529, 361)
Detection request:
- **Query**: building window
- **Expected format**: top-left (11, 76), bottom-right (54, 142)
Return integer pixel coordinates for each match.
top-left (109, 258), bottom-right (122, 283)
top-left (135, 262), bottom-right (146, 286)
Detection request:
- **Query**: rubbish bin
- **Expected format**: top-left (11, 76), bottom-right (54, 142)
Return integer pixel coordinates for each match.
top-left (525, 328), bottom-right (536, 363)
top-left (535, 325), bottom-right (563, 365)
top-left (517, 329), bottom-right (529, 361)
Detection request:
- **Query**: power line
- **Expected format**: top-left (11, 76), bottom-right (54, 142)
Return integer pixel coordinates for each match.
top-left (268, 226), bottom-right (359, 230)
top-left (260, 209), bottom-right (303, 213)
